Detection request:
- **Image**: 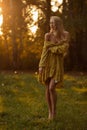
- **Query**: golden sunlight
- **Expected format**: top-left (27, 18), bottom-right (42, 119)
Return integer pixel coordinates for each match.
top-left (30, 0), bottom-right (63, 34)
top-left (32, 8), bottom-right (38, 22)
top-left (0, 14), bottom-right (3, 26)
top-left (58, 0), bottom-right (63, 4)
top-left (0, 7), bottom-right (3, 26)
top-left (51, 0), bottom-right (63, 12)
top-left (51, 6), bottom-right (58, 12)
top-left (0, 29), bottom-right (3, 35)
top-left (30, 25), bottom-right (38, 34)
top-left (0, 7), bottom-right (3, 35)
top-left (0, 1), bottom-right (63, 35)
top-left (28, 6), bottom-right (38, 34)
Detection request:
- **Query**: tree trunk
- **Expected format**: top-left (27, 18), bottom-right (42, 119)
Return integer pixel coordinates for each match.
top-left (10, 0), bottom-right (18, 69)
top-left (45, 0), bottom-right (51, 33)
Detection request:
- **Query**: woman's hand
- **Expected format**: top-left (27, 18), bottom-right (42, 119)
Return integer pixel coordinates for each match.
top-left (39, 67), bottom-right (43, 74)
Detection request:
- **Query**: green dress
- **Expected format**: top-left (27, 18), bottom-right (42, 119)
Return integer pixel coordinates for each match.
top-left (39, 39), bottom-right (69, 86)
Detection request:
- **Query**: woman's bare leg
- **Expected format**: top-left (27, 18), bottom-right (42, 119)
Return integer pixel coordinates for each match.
top-left (46, 84), bottom-right (52, 119)
top-left (49, 78), bottom-right (57, 119)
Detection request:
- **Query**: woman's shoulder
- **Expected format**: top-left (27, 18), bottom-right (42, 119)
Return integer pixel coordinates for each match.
top-left (45, 32), bottom-right (51, 41)
top-left (63, 31), bottom-right (69, 36)
top-left (63, 31), bottom-right (70, 41)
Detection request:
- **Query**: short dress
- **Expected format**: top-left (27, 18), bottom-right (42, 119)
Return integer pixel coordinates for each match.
top-left (39, 39), bottom-right (69, 87)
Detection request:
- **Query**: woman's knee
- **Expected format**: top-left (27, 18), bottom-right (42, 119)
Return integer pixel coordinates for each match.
top-left (49, 86), bottom-right (55, 92)
top-left (49, 79), bottom-right (56, 92)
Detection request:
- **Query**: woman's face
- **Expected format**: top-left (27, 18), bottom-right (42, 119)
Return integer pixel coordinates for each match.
top-left (50, 18), bottom-right (56, 30)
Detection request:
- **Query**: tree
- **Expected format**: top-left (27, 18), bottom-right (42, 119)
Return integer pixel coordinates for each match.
top-left (1, 0), bottom-right (87, 71)
top-left (67, 0), bottom-right (87, 70)
top-left (2, 0), bottom-right (26, 69)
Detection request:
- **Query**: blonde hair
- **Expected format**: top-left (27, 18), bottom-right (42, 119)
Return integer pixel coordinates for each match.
top-left (50, 16), bottom-right (65, 39)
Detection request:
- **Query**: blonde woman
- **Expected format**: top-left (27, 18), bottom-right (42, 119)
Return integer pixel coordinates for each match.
top-left (39, 16), bottom-right (70, 120)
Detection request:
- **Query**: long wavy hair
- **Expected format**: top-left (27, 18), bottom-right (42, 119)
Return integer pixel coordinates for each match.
top-left (50, 16), bottom-right (65, 39)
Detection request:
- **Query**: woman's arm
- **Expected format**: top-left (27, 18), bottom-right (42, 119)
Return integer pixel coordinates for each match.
top-left (56, 32), bottom-right (70, 56)
top-left (39, 33), bottom-right (50, 74)
top-left (48, 32), bottom-right (70, 55)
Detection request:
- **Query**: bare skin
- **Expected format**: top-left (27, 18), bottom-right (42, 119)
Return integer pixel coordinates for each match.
top-left (39, 32), bottom-right (58, 120)
top-left (46, 78), bottom-right (57, 119)
top-left (39, 17), bottom-right (69, 120)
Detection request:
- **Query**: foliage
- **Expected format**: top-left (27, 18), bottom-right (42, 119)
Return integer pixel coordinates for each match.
top-left (0, 0), bottom-right (87, 70)
top-left (62, 0), bottom-right (87, 70)
top-left (1, 0), bottom-right (26, 69)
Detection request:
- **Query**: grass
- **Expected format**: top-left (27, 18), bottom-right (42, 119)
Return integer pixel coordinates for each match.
top-left (0, 71), bottom-right (87, 130)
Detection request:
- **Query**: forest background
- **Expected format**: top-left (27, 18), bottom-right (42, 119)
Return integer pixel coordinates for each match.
top-left (0, 0), bottom-right (87, 72)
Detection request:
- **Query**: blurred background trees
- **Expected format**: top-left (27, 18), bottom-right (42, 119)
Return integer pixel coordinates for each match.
top-left (0, 0), bottom-right (87, 71)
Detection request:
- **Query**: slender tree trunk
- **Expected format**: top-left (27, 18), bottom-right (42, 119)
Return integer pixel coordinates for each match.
top-left (4, 35), bottom-right (10, 68)
top-left (10, 0), bottom-right (18, 69)
top-left (45, 0), bottom-right (51, 33)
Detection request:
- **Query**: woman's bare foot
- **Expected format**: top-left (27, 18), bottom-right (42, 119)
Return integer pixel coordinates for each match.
top-left (48, 111), bottom-right (52, 120)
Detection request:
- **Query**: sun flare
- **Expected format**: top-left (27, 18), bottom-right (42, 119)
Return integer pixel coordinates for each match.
top-left (0, 7), bottom-right (3, 26)
top-left (28, 6), bottom-right (38, 34)
top-left (51, 0), bottom-right (63, 12)
top-left (32, 8), bottom-right (38, 22)
top-left (0, 0), bottom-right (63, 35)
top-left (58, 0), bottom-right (63, 4)
top-left (30, 25), bottom-right (38, 34)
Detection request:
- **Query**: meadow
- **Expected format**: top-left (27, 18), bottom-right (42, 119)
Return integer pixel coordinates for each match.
top-left (0, 71), bottom-right (87, 130)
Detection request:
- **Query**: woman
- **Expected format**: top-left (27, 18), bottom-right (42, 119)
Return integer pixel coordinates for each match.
top-left (38, 16), bottom-right (69, 120)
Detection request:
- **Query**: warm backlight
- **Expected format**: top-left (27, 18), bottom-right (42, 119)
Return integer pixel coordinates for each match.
top-left (0, 0), bottom-right (63, 34)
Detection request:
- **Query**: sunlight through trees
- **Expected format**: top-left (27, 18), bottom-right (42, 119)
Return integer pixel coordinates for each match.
top-left (0, 0), bottom-right (86, 70)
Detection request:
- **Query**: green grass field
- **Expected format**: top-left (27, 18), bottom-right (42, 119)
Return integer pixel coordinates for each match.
top-left (0, 71), bottom-right (87, 130)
